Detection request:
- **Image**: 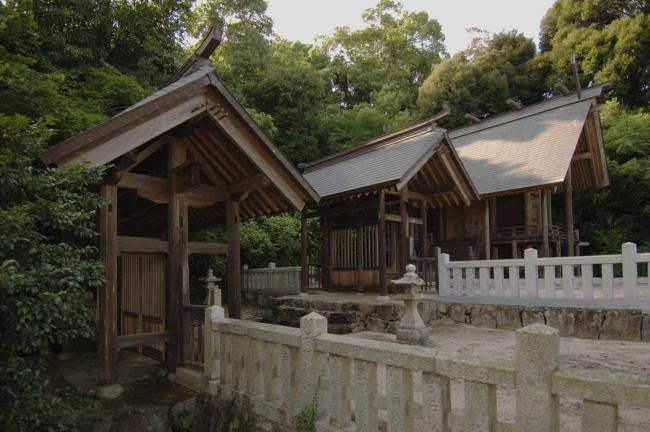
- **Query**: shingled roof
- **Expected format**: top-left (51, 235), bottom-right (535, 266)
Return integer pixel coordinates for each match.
top-left (304, 128), bottom-right (444, 198)
top-left (303, 84), bottom-right (609, 202)
top-left (448, 84), bottom-right (609, 195)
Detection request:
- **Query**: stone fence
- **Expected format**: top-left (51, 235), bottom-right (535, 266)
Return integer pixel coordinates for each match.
top-left (202, 306), bottom-right (650, 431)
top-left (438, 242), bottom-right (650, 310)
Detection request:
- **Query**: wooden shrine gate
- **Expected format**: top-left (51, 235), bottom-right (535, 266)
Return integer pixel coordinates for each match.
top-left (118, 253), bottom-right (167, 361)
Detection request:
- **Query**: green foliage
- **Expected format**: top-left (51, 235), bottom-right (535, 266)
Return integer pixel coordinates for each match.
top-left (0, 115), bottom-right (105, 430)
top-left (296, 401), bottom-right (317, 432)
top-left (540, 0), bottom-right (650, 107)
top-left (575, 100), bottom-right (650, 253)
top-left (417, 30), bottom-right (551, 127)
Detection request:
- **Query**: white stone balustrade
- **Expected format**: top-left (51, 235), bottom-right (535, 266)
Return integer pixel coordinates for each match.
top-left (437, 242), bottom-right (650, 310)
top-left (203, 308), bottom-right (650, 431)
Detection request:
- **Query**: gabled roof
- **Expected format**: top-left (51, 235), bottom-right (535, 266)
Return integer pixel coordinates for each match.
top-left (303, 124), bottom-right (479, 205)
top-left (304, 127), bottom-right (445, 198)
top-left (39, 31), bottom-right (319, 214)
top-left (449, 84), bottom-right (609, 195)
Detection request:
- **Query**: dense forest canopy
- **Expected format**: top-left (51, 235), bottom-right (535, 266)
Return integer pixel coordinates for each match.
top-left (0, 1), bottom-right (649, 426)
top-left (0, 0), bottom-right (648, 270)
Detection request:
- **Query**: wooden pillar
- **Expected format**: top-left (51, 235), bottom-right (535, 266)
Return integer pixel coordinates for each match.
top-left (483, 200), bottom-right (491, 260)
top-left (438, 207), bottom-right (445, 241)
top-left (541, 189), bottom-right (550, 257)
top-left (378, 189), bottom-right (387, 297)
top-left (99, 183), bottom-right (117, 384)
top-left (399, 186), bottom-right (409, 271)
top-left (356, 220), bottom-right (363, 291)
top-left (511, 227), bottom-right (518, 259)
top-left (167, 138), bottom-right (189, 371)
top-left (322, 216), bottom-right (331, 291)
top-left (421, 200), bottom-right (428, 258)
top-left (547, 190), bottom-right (553, 227)
top-left (300, 208), bottom-right (309, 293)
top-left (565, 169), bottom-right (574, 257)
top-left (227, 200), bottom-right (241, 318)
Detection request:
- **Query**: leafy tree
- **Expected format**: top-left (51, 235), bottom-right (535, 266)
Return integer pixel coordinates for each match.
top-left (417, 30), bottom-right (551, 127)
top-left (319, 0), bottom-right (445, 108)
top-left (575, 100), bottom-right (650, 252)
top-left (0, 115), bottom-right (105, 430)
top-left (540, 0), bottom-right (650, 107)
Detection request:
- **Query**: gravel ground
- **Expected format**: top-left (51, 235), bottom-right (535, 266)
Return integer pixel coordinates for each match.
top-left (351, 321), bottom-right (650, 431)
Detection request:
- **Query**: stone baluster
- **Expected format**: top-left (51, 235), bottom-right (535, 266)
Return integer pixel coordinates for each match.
top-left (465, 380), bottom-right (497, 432)
top-left (386, 365), bottom-right (415, 432)
top-left (515, 323), bottom-right (560, 432)
top-left (391, 264), bottom-right (429, 344)
top-left (354, 359), bottom-right (378, 431)
top-left (299, 313), bottom-right (328, 405)
top-left (421, 372), bottom-right (451, 432)
top-left (328, 354), bottom-right (353, 429)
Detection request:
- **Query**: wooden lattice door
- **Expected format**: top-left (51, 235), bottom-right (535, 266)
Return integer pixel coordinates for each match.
top-left (118, 253), bottom-right (166, 361)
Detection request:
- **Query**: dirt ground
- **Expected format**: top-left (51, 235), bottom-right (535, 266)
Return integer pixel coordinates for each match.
top-left (353, 321), bottom-right (650, 431)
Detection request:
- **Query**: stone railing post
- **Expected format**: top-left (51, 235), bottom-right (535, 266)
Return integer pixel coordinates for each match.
top-left (437, 253), bottom-right (450, 295)
top-left (299, 312), bottom-right (328, 406)
top-left (622, 242), bottom-right (637, 302)
top-left (524, 248), bottom-right (538, 299)
top-left (515, 323), bottom-right (559, 432)
top-left (268, 262), bottom-right (276, 291)
top-left (201, 269), bottom-right (222, 306)
top-left (204, 304), bottom-right (225, 395)
top-left (391, 264), bottom-right (429, 344)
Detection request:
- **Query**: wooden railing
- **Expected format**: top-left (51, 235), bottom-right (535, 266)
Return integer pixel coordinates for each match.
top-left (492, 224), bottom-right (580, 243)
top-left (183, 304), bottom-right (207, 366)
top-left (409, 256), bottom-right (437, 292)
top-left (203, 309), bottom-right (650, 431)
top-left (242, 263), bottom-right (322, 294)
top-left (437, 242), bottom-right (650, 310)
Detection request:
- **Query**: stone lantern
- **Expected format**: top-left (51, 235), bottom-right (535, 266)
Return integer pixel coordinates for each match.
top-left (391, 264), bottom-right (429, 344)
top-left (201, 269), bottom-right (222, 306)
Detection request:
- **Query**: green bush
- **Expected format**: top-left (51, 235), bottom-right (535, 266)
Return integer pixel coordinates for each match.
top-left (0, 115), bottom-right (105, 431)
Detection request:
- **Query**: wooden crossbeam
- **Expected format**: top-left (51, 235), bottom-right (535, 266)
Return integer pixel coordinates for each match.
top-left (118, 171), bottom-right (269, 207)
top-left (229, 173), bottom-right (270, 195)
top-left (173, 158), bottom-right (205, 192)
top-left (117, 236), bottom-right (168, 253)
top-left (116, 331), bottom-right (169, 349)
top-left (117, 172), bottom-right (229, 207)
top-left (188, 242), bottom-right (228, 255)
top-left (572, 151), bottom-right (592, 161)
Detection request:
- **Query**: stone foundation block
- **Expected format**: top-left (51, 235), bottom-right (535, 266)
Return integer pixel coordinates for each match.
top-left (310, 300), bottom-right (342, 312)
top-left (386, 321), bottom-right (399, 334)
top-left (642, 315), bottom-right (650, 343)
top-left (470, 305), bottom-right (497, 328)
top-left (574, 309), bottom-right (605, 340)
top-left (323, 311), bottom-right (359, 324)
top-left (449, 304), bottom-right (468, 323)
top-left (521, 308), bottom-right (545, 326)
top-left (375, 304), bottom-right (403, 321)
top-left (496, 307), bottom-right (521, 330)
top-left (600, 310), bottom-right (642, 341)
top-left (366, 317), bottom-right (388, 332)
top-left (544, 308), bottom-right (576, 337)
top-left (276, 305), bottom-right (308, 318)
top-left (356, 302), bottom-right (378, 315)
top-left (417, 301), bottom-right (438, 323)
